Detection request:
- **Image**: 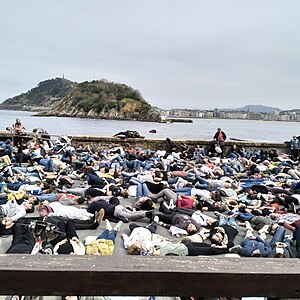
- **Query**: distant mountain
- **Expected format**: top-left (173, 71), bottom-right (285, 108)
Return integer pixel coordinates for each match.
top-left (0, 78), bottom-right (75, 111)
top-left (236, 105), bottom-right (282, 113)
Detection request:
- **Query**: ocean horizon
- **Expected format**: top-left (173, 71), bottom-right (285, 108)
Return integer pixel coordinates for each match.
top-left (0, 109), bottom-right (299, 143)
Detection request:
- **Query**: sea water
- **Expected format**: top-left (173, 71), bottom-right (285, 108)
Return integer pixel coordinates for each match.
top-left (0, 110), bottom-right (299, 143)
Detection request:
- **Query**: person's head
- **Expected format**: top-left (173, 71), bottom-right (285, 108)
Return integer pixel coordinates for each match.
top-left (139, 198), bottom-right (155, 210)
top-left (109, 196), bottom-right (120, 205)
top-left (211, 231), bottom-right (224, 245)
top-left (120, 189), bottom-right (129, 198)
top-left (41, 182), bottom-right (50, 190)
top-left (181, 237), bottom-right (192, 244)
top-left (195, 202), bottom-right (203, 210)
top-left (38, 200), bottom-right (49, 211)
top-left (15, 118), bottom-right (21, 124)
top-left (76, 196), bottom-right (85, 204)
top-left (206, 219), bottom-right (218, 228)
top-left (127, 242), bottom-right (142, 255)
top-left (217, 128), bottom-right (221, 132)
top-left (213, 201), bottom-right (226, 212)
top-left (211, 191), bottom-right (222, 202)
top-left (192, 199), bottom-right (199, 208)
top-left (187, 223), bottom-right (198, 235)
top-left (23, 200), bottom-right (34, 213)
top-left (270, 213), bottom-right (281, 220)
top-left (223, 182), bottom-right (232, 188)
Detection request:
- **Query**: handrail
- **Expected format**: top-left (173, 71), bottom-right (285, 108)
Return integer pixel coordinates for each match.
top-left (0, 255), bottom-right (299, 298)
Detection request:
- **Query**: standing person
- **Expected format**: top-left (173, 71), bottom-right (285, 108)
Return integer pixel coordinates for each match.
top-left (213, 128), bottom-right (227, 155)
top-left (12, 118), bottom-right (26, 151)
top-left (12, 118), bottom-right (26, 135)
top-left (289, 136), bottom-right (300, 161)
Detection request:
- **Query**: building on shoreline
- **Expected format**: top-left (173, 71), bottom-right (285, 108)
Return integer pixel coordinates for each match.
top-left (162, 108), bottom-right (300, 122)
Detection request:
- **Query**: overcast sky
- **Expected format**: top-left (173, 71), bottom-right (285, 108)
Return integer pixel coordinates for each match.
top-left (1, 1), bottom-right (300, 110)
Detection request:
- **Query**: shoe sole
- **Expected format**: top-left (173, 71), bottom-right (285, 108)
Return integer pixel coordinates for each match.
top-left (97, 208), bottom-right (105, 224)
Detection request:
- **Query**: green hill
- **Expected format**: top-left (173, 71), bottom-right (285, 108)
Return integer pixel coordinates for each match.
top-left (0, 78), bottom-right (161, 122)
top-left (0, 78), bottom-right (75, 111)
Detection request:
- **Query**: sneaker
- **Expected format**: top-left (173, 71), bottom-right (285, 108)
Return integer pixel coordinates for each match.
top-left (259, 232), bottom-right (267, 240)
top-left (229, 245), bottom-right (241, 253)
top-left (285, 233), bottom-right (293, 240)
top-left (290, 203), bottom-right (296, 214)
top-left (169, 199), bottom-right (175, 210)
top-left (114, 221), bottom-right (123, 232)
top-left (245, 221), bottom-right (253, 232)
top-left (269, 223), bottom-right (279, 235)
top-left (97, 208), bottom-right (105, 224)
top-left (258, 225), bottom-right (269, 235)
top-left (105, 219), bottom-right (112, 231)
top-left (162, 202), bottom-right (169, 210)
top-left (153, 215), bottom-right (160, 223)
top-left (145, 210), bottom-right (155, 221)
top-left (214, 211), bottom-right (226, 219)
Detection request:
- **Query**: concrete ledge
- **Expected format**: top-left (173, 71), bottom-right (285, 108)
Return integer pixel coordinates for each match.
top-left (0, 255), bottom-right (299, 297)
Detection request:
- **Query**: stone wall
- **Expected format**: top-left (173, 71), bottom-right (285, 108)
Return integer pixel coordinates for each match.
top-left (0, 131), bottom-right (290, 154)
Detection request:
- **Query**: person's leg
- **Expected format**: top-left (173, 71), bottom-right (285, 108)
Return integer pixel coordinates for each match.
top-left (72, 218), bottom-right (99, 230)
top-left (163, 189), bottom-right (178, 201)
top-left (61, 187), bottom-right (87, 197)
top-left (6, 222), bottom-right (35, 254)
top-left (114, 205), bottom-right (146, 221)
top-left (146, 222), bottom-right (157, 233)
top-left (228, 216), bottom-right (237, 228)
top-left (173, 188), bottom-right (191, 196)
top-left (129, 223), bottom-right (140, 233)
top-left (156, 213), bottom-right (174, 225)
top-left (186, 242), bottom-right (227, 256)
top-left (238, 212), bottom-right (255, 222)
top-left (218, 215), bottom-right (228, 226)
top-left (192, 176), bottom-right (208, 188)
top-left (135, 183), bottom-right (143, 197)
top-left (141, 183), bottom-right (150, 197)
top-left (152, 188), bottom-right (174, 202)
top-left (35, 193), bottom-right (58, 202)
top-left (44, 159), bottom-right (54, 172)
top-left (104, 230), bottom-right (117, 243)
top-left (97, 229), bottom-right (110, 240)
top-left (269, 226), bottom-right (285, 248)
top-left (294, 225), bottom-right (300, 258)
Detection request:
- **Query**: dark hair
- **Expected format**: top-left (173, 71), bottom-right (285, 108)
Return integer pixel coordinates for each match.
top-left (274, 253), bottom-right (286, 258)
top-left (109, 196), bottom-right (120, 205)
top-left (77, 196), bottom-right (85, 204)
top-left (42, 182), bottom-right (50, 190)
top-left (140, 199), bottom-right (154, 211)
top-left (195, 202), bottom-right (203, 210)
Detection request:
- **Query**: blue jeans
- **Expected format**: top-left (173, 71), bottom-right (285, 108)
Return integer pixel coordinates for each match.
top-left (173, 187), bottom-right (192, 196)
top-left (36, 193), bottom-right (59, 202)
top-left (237, 212), bottom-right (255, 222)
top-left (219, 216), bottom-right (237, 229)
top-left (192, 176), bottom-right (208, 189)
top-left (130, 178), bottom-right (150, 197)
top-left (269, 226), bottom-right (287, 248)
top-left (97, 229), bottom-right (117, 243)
